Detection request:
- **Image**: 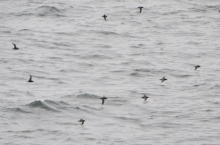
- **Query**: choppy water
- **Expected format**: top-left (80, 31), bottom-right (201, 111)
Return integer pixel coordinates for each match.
top-left (1, 0), bottom-right (220, 144)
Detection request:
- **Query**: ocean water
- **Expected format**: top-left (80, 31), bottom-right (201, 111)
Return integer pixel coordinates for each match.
top-left (1, 0), bottom-right (220, 144)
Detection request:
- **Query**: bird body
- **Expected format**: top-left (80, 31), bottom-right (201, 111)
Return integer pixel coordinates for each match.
top-left (194, 65), bottom-right (201, 70)
top-left (138, 6), bottom-right (144, 13)
top-left (160, 76), bottom-right (167, 83)
top-left (28, 75), bottom-right (34, 82)
top-left (102, 15), bottom-right (107, 21)
top-left (78, 119), bottom-right (85, 125)
top-left (100, 96), bottom-right (107, 105)
top-left (142, 95), bottom-right (149, 101)
top-left (12, 43), bottom-right (19, 50)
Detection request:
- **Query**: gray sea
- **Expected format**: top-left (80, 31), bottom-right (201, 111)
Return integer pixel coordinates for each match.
top-left (1, 0), bottom-right (220, 144)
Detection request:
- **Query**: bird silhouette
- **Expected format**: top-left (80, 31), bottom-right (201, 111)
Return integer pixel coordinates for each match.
top-left (142, 95), bottom-right (149, 101)
top-left (78, 119), bottom-right (85, 125)
top-left (102, 15), bottom-right (107, 21)
top-left (12, 43), bottom-right (19, 50)
top-left (138, 7), bottom-right (144, 13)
top-left (100, 96), bottom-right (107, 105)
top-left (160, 76), bottom-right (167, 83)
top-left (194, 65), bottom-right (201, 70)
top-left (27, 75), bottom-right (34, 82)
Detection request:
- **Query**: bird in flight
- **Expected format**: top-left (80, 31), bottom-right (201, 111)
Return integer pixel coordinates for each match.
top-left (27, 75), bottom-right (34, 82)
top-left (194, 65), bottom-right (201, 70)
top-left (100, 96), bottom-right (107, 105)
top-left (102, 15), bottom-right (107, 21)
top-left (78, 119), bottom-right (85, 125)
top-left (12, 43), bottom-right (19, 50)
top-left (142, 95), bottom-right (149, 101)
top-left (138, 7), bottom-right (144, 13)
top-left (160, 76), bottom-right (167, 83)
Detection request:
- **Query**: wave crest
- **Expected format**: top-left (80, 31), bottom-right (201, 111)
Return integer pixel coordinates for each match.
top-left (27, 100), bottom-right (69, 112)
top-left (37, 6), bottom-right (65, 17)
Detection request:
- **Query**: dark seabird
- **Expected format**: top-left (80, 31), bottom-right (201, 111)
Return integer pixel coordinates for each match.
top-left (219, 10), bottom-right (220, 13)
top-left (142, 95), bottom-right (149, 101)
top-left (160, 76), bottom-right (167, 83)
top-left (27, 75), bottom-right (34, 82)
top-left (138, 7), bottom-right (144, 13)
top-left (102, 15), bottom-right (107, 21)
top-left (12, 43), bottom-right (19, 50)
top-left (194, 65), bottom-right (201, 70)
top-left (78, 119), bottom-right (85, 125)
top-left (100, 96), bottom-right (107, 105)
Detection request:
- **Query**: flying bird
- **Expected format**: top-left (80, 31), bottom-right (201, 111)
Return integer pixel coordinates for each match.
top-left (12, 43), bottom-right (19, 50)
top-left (194, 65), bottom-right (201, 70)
top-left (142, 95), bottom-right (149, 101)
top-left (100, 96), bottom-right (107, 105)
top-left (102, 15), bottom-right (107, 21)
top-left (78, 119), bottom-right (85, 125)
top-left (160, 76), bottom-right (167, 83)
top-left (27, 75), bottom-right (34, 82)
top-left (138, 7), bottom-right (144, 13)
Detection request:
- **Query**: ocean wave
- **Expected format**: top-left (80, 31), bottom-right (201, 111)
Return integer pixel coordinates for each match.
top-left (115, 116), bottom-right (140, 122)
top-left (36, 6), bottom-right (65, 17)
top-left (9, 107), bottom-right (31, 113)
top-left (26, 100), bottom-right (69, 112)
top-left (96, 30), bottom-right (119, 36)
top-left (85, 54), bottom-right (112, 59)
top-left (10, 5), bottom-right (65, 17)
top-left (134, 68), bottom-right (152, 72)
top-left (130, 72), bottom-right (141, 77)
top-left (77, 93), bottom-right (100, 99)
top-left (163, 10), bottom-right (185, 15)
top-left (206, 4), bottom-right (220, 8)
top-left (76, 94), bottom-right (122, 106)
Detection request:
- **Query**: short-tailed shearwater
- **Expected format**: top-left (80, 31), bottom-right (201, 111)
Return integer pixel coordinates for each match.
top-left (194, 65), bottom-right (200, 70)
top-left (160, 76), bottom-right (167, 83)
top-left (138, 7), bottom-right (144, 13)
top-left (102, 15), bottom-right (107, 21)
top-left (78, 119), bottom-right (85, 125)
top-left (142, 95), bottom-right (149, 101)
top-left (100, 96), bottom-right (107, 105)
top-left (27, 75), bottom-right (34, 82)
top-left (12, 43), bottom-right (19, 50)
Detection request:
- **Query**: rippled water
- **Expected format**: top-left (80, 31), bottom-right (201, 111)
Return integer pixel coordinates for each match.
top-left (1, 0), bottom-right (220, 144)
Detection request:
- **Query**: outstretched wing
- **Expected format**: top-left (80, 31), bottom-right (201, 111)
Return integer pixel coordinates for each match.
top-left (12, 43), bottom-right (16, 48)
top-left (29, 75), bottom-right (32, 81)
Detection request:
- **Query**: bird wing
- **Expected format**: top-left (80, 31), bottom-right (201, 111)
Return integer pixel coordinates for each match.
top-left (29, 75), bottom-right (32, 81)
top-left (12, 43), bottom-right (16, 48)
